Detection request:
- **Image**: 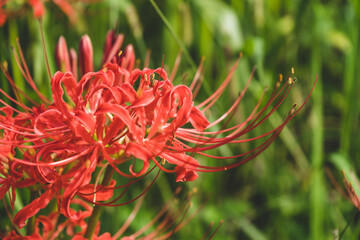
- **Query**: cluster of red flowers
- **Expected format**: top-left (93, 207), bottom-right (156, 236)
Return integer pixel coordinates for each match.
top-left (0, 29), bottom-right (314, 238)
top-left (3, 189), bottom-right (199, 239)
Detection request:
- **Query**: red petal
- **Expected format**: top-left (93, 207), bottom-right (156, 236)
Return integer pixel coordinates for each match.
top-left (132, 89), bottom-right (155, 108)
top-left (74, 110), bottom-right (96, 136)
top-left (61, 147), bottom-right (98, 220)
top-left (51, 71), bottom-right (78, 115)
top-left (162, 152), bottom-right (199, 171)
top-left (126, 142), bottom-right (153, 161)
top-left (175, 166), bottom-right (199, 182)
top-left (96, 103), bottom-right (141, 141)
top-left (78, 179), bottom-right (116, 202)
top-left (126, 142), bottom-right (151, 177)
top-left (14, 188), bottom-right (54, 228)
top-left (189, 106), bottom-right (210, 131)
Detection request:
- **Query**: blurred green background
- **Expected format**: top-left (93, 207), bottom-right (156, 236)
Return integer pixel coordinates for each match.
top-left (1, 0), bottom-right (360, 239)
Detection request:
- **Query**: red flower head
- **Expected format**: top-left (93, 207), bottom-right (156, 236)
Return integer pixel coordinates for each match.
top-left (0, 30), bottom-right (315, 231)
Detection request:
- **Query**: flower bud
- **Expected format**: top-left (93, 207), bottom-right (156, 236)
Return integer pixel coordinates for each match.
top-left (79, 35), bottom-right (94, 75)
top-left (69, 48), bottom-right (78, 80)
top-left (55, 36), bottom-right (71, 73)
top-left (0, 11), bottom-right (6, 27)
top-left (119, 44), bottom-right (135, 71)
top-left (102, 31), bottom-right (124, 65)
top-left (28, 0), bottom-right (45, 18)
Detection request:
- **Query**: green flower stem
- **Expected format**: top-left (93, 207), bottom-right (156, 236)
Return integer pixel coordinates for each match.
top-left (84, 165), bottom-right (114, 239)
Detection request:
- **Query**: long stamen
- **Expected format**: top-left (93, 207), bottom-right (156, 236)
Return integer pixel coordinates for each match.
top-left (197, 56), bottom-right (241, 109)
top-left (112, 194), bottom-right (145, 238)
top-left (169, 50), bottom-right (183, 82)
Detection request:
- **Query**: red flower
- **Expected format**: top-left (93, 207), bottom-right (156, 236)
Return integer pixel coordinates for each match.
top-left (4, 191), bottom-right (197, 240)
top-left (0, 30), bottom-right (315, 231)
top-left (4, 199), bottom-right (114, 240)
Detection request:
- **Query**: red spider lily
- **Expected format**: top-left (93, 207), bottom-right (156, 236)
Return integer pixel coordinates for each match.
top-left (0, 30), bottom-right (315, 233)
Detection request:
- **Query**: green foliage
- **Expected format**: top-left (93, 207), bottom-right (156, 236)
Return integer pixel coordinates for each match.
top-left (1, 0), bottom-right (360, 239)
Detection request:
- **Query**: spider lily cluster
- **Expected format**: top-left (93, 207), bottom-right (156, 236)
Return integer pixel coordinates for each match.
top-left (0, 29), bottom-right (313, 238)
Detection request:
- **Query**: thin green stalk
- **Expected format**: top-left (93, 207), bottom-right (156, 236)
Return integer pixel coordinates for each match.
top-left (9, 20), bottom-right (24, 95)
top-left (125, 3), bottom-right (147, 60)
top-left (149, 0), bottom-right (213, 98)
top-left (310, 27), bottom-right (325, 240)
top-left (0, 31), bottom-right (10, 101)
top-left (149, 0), bottom-right (196, 71)
top-left (84, 165), bottom-right (115, 239)
top-left (340, 7), bottom-right (359, 161)
top-left (38, 18), bottom-right (52, 80)
top-left (29, 14), bottom-right (52, 100)
top-left (339, 210), bottom-right (360, 240)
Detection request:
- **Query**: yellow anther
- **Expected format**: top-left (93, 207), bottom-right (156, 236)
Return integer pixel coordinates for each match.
top-left (290, 104), bottom-right (297, 115)
top-left (288, 77), bottom-right (293, 84)
top-left (118, 50), bottom-right (123, 57)
top-left (291, 67), bottom-right (295, 74)
top-left (2, 61), bottom-right (8, 71)
top-left (85, 159), bottom-right (91, 168)
top-left (28, 148), bottom-right (35, 156)
top-left (279, 74), bottom-right (283, 82)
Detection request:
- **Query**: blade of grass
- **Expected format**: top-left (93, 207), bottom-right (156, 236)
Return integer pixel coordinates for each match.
top-left (149, 0), bottom-right (196, 71)
top-left (239, 217), bottom-right (268, 240)
top-left (149, 0), bottom-right (213, 100)
top-left (9, 20), bottom-right (25, 97)
top-left (309, 8), bottom-right (325, 239)
top-left (340, 3), bottom-right (359, 163)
